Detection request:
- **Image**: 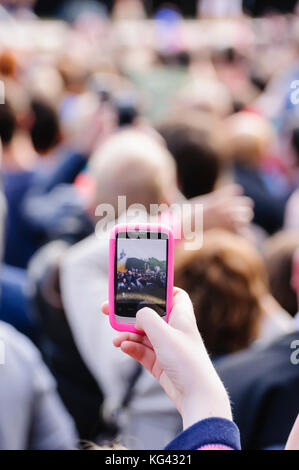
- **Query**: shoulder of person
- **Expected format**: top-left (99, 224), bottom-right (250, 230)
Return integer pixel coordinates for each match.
top-left (0, 321), bottom-right (56, 392)
top-left (0, 321), bottom-right (40, 365)
top-left (216, 331), bottom-right (299, 390)
top-left (62, 233), bottom-right (108, 270)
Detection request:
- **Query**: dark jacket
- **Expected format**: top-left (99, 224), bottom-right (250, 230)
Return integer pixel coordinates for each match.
top-left (234, 163), bottom-right (290, 234)
top-left (216, 331), bottom-right (299, 449)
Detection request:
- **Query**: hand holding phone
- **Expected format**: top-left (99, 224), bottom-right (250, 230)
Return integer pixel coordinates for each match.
top-left (102, 287), bottom-right (232, 430)
top-left (109, 224), bottom-right (174, 333)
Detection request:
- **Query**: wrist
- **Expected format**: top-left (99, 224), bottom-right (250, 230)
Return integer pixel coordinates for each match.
top-left (180, 389), bottom-right (233, 431)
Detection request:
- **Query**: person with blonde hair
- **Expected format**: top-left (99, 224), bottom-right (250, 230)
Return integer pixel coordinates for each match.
top-left (88, 128), bottom-right (177, 217)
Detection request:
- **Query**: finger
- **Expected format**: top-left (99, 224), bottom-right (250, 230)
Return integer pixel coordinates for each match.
top-left (215, 197), bottom-right (253, 214)
top-left (113, 332), bottom-right (153, 349)
top-left (230, 196), bottom-right (254, 209)
top-left (226, 207), bottom-right (254, 226)
top-left (213, 184), bottom-right (243, 198)
top-left (169, 288), bottom-right (197, 331)
top-left (136, 307), bottom-right (173, 350)
top-left (231, 206), bottom-right (254, 220)
top-left (172, 286), bottom-right (183, 297)
top-left (227, 206), bottom-right (253, 220)
top-left (222, 202), bottom-right (253, 216)
top-left (120, 341), bottom-right (156, 373)
top-left (101, 301), bottom-right (109, 315)
top-left (171, 287), bottom-right (194, 313)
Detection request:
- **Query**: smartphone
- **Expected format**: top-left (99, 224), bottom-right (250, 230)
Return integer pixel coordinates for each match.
top-left (109, 223), bottom-right (174, 333)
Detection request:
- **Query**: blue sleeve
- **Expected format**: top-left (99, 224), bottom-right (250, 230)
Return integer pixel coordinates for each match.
top-left (21, 151), bottom-right (88, 238)
top-left (165, 418), bottom-right (241, 450)
top-left (34, 151), bottom-right (87, 194)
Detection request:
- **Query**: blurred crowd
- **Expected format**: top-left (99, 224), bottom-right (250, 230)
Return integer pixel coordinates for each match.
top-left (0, 0), bottom-right (299, 451)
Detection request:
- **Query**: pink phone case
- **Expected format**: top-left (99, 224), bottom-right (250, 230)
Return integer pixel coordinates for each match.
top-left (109, 223), bottom-right (174, 334)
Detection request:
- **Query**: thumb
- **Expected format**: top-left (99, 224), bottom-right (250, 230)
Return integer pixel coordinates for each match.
top-left (136, 307), bottom-right (172, 350)
top-left (212, 184), bottom-right (243, 199)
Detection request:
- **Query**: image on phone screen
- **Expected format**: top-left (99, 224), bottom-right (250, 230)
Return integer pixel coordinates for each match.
top-left (115, 231), bottom-right (168, 324)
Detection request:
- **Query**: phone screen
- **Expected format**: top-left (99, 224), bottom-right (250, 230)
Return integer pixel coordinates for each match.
top-left (115, 231), bottom-right (168, 323)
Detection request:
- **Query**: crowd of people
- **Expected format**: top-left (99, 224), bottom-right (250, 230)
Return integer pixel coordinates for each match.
top-left (0, 0), bottom-right (298, 451)
top-left (117, 269), bottom-right (166, 294)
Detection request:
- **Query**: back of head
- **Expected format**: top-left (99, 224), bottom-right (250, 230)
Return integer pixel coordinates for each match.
top-left (30, 98), bottom-right (60, 154)
top-left (226, 111), bottom-right (273, 166)
top-left (88, 129), bottom-right (177, 216)
top-left (264, 230), bottom-right (299, 317)
top-left (175, 229), bottom-right (267, 356)
top-left (159, 113), bottom-right (224, 199)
